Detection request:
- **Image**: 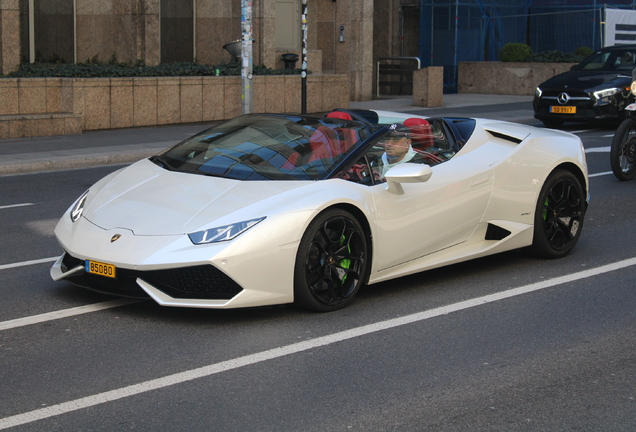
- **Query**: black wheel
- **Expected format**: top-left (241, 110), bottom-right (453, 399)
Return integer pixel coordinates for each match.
top-left (294, 209), bottom-right (368, 312)
top-left (529, 170), bottom-right (585, 258)
top-left (542, 119), bottom-right (564, 128)
top-left (610, 117), bottom-right (636, 181)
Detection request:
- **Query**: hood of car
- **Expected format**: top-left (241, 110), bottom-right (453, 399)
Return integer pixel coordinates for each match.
top-left (83, 159), bottom-right (309, 236)
top-left (540, 70), bottom-right (631, 92)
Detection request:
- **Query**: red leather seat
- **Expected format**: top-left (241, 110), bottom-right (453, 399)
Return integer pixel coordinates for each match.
top-left (326, 111), bottom-right (353, 120)
top-left (404, 117), bottom-right (434, 150)
top-left (325, 111), bottom-right (359, 153)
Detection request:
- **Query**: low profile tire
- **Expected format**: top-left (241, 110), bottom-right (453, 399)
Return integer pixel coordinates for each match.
top-left (542, 119), bottom-right (564, 129)
top-left (529, 170), bottom-right (585, 259)
top-left (294, 209), bottom-right (368, 312)
top-left (610, 117), bottom-right (636, 181)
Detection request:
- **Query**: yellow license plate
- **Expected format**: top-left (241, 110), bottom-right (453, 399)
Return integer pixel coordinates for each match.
top-left (550, 106), bottom-right (576, 114)
top-left (85, 260), bottom-right (116, 278)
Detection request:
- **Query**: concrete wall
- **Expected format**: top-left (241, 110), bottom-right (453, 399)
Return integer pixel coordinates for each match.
top-left (0, 74), bottom-right (350, 138)
top-left (458, 62), bottom-right (577, 96)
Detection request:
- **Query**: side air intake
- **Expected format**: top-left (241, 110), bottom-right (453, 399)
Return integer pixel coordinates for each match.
top-left (486, 130), bottom-right (523, 144)
top-left (485, 223), bottom-right (512, 241)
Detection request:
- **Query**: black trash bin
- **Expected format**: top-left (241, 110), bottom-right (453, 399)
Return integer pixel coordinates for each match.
top-left (281, 53), bottom-right (299, 69)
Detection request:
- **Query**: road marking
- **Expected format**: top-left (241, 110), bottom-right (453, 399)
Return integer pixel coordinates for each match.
top-left (2, 256), bottom-right (636, 430)
top-left (589, 171), bottom-right (613, 178)
top-left (0, 299), bottom-right (141, 331)
top-left (585, 146), bottom-right (610, 153)
top-left (0, 203), bottom-right (34, 210)
top-left (571, 129), bottom-right (601, 134)
top-left (0, 256), bottom-right (58, 271)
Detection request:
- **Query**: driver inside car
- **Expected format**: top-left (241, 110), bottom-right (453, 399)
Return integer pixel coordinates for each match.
top-left (381, 123), bottom-right (418, 175)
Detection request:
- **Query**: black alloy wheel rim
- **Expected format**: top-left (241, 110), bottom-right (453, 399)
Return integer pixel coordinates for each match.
top-left (542, 177), bottom-right (582, 251)
top-left (305, 216), bottom-right (364, 306)
top-left (619, 132), bottom-right (636, 174)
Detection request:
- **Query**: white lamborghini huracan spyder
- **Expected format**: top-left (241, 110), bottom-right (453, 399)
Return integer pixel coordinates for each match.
top-left (51, 109), bottom-right (588, 311)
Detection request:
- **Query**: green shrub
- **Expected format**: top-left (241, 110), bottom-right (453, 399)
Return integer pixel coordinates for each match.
top-left (573, 46), bottom-right (593, 58)
top-left (500, 43), bottom-right (533, 62)
top-left (1, 60), bottom-right (306, 78)
top-left (524, 50), bottom-right (584, 63)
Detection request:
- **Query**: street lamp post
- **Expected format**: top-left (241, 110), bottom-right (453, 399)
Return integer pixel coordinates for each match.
top-left (241, 0), bottom-right (253, 114)
top-left (301, 0), bottom-right (308, 114)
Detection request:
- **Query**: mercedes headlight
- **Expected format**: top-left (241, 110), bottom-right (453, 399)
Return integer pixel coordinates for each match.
top-left (70, 190), bottom-right (89, 222)
top-left (188, 217), bottom-right (265, 245)
top-left (593, 87), bottom-right (621, 99)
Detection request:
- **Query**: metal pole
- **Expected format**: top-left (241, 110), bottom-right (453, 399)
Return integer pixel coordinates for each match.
top-left (241, 0), bottom-right (253, 115)
top-left (28, 0), bottom-right (35, 63)
top-left (193, 0), bottom-right (197, 61)
top-left (301, 0), bottom-right (308, 114)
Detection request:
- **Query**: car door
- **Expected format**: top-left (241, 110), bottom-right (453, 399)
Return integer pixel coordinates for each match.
top-left (369, 154), bottom-right (493, 273)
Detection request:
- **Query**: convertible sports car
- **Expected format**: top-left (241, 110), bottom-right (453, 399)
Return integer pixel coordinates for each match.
top-left (51, 109), bottom-right (589, 311)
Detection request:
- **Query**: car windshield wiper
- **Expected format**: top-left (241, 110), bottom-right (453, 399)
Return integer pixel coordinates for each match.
top-left (148, 155), bottom-right (175, 171)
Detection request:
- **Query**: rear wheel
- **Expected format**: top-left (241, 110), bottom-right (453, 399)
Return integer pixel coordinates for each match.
top-left (529, 170), bottom-right (585, 258)
top-left (610, 117), bottom-right (636, 181)
top-left (294, 209), bottom-right (368, 312)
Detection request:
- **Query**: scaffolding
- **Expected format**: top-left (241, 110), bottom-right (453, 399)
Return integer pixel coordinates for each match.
top-left (418, 0), bottom-right (636, 92)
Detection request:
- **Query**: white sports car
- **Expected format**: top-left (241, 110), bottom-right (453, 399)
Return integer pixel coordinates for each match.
top-left (51, 109), bottom-right (589, 311)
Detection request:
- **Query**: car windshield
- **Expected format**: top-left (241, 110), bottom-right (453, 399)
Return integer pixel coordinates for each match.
top-left (576, 48), bottom-right (636, 72)
top-left (152, 114), bottom-right (371, 180)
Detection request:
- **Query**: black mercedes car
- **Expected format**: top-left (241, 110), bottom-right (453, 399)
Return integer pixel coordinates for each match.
top-left (533, 44), bottom-right (636, 128)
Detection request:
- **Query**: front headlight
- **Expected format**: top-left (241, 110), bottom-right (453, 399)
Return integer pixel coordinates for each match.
top-left (188, 217), bottom-right (266, 245)
top-left (535, 87), bottom-right (542, 98)
top-left (593, 87), bottom-right (621, 99)
top-left (70, 190), bottom-right (89, 222)
top-left (631, 81), bottom-right (636, 96)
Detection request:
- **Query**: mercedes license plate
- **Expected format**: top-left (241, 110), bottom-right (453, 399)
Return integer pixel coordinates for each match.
top-left (550, 106), bottom-right (576, 114)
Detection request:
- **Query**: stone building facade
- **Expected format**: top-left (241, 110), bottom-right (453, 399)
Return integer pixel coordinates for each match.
top-left (0, 0), bottom-right (421, 101)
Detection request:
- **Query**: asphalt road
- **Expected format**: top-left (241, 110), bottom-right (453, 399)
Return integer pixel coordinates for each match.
top-left (1, 124), bottom-right (635, 431)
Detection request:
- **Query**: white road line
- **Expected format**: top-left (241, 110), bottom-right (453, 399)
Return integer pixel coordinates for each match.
top-left (589, 171), bottom-right (613, 178)
top-left (0, 203), bottom-right (34, 210)
top-left (0, 299), bottom-right (141, 331)
top-left (585, 146), bottom-right (610, 153)
top-left (571, 129), bottom-right (599, 134)
top-left (0, 256), bottom-right (58, 271)
top-left (2, 256), bottom-right (636, 430)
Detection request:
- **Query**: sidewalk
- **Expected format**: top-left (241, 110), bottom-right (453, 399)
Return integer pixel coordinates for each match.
top-left (0, 94), bottom-right (535, 176)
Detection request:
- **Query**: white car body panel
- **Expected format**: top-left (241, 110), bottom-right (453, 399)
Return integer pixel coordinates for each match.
top-left (51, 111), bottom-right (589, 309)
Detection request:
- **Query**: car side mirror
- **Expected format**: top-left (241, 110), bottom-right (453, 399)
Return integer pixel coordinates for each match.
top-left (384, 163), bottom-right (433, 195)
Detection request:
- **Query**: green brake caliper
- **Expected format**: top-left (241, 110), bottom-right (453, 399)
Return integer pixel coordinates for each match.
top-left (543, 198), bottom-right (549, 221)
top-left (338, 234), bottom-right (351, 282)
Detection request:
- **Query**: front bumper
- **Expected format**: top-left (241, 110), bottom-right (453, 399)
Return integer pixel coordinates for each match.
top-left (51, 213), bottom-right (306, 309)
top-left (52, 252), bottom-right (244, 302)
top-left (533, 95), bottom-right (625, 124)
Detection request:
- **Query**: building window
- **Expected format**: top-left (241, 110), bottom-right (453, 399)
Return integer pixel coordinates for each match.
top-left (276, 0), bottom-right (300, 50)
top-left (161, 0), bottom-right (194, 63)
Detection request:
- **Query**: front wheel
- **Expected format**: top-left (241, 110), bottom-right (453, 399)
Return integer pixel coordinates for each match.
top-left (529, 170), bottom-right (585, 259)
top-left (610, 117), bottom-right (636, 181)
top-left (294, 209), bottom-right (368, 312)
